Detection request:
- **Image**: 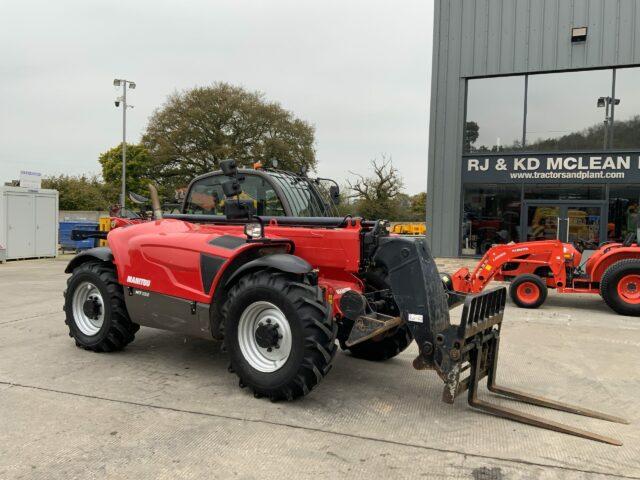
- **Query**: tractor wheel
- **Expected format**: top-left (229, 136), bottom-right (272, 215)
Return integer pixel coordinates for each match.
top-left (509, 274), bottom-right (547, 309)
top-left (222, 271), bottom-right (337, 401)
top-left (600, 259), bottom-right (640, 316)
top-left (64, 261), bottom-right (139, 352)
top-left (337, 270), bottom-right (413, 362)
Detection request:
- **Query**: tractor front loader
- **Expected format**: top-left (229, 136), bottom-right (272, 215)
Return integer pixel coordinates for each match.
top-left (63, 162), bottom-right (627, 445)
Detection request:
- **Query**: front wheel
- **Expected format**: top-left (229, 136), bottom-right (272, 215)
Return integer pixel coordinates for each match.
top-left (222, 271), bottom-right (337, 400)
top-left (509, 274), bottom-right (547, 309)
top-left (64, 261), bottom-right (139, 352)
top-left (600, 259), bottom-right (640, 316)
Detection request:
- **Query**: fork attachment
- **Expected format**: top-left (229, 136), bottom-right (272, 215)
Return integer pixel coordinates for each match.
top-left (371, 236), bottom-right (626, 445)
top-left (439, 288), bottom-right (627, 446)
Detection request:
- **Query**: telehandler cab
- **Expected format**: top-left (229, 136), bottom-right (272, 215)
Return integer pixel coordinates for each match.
top-left (65, 161), bottom-right (626, 445)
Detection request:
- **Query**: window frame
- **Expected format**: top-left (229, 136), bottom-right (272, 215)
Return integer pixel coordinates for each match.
top-left (462, 65), bottom-right (640, 156)
top-left (182, 170), bottom-right (293, 216)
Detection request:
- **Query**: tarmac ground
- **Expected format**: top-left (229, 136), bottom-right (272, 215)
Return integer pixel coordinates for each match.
top-left (1, 256), bottom-right (639, 479)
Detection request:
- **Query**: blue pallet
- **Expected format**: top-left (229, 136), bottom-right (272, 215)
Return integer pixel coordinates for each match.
top-left (59, 221), bottom-right (99, 251)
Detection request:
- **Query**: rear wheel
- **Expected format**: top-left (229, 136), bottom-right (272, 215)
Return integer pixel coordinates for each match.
top-left (222, 271), bottom-right (337, 400)
top-left (337, 270), bottom-right (413, 362)
top-left (509, 274), bottom-right (547, 309)
top-left (600, 259), bottom-right (640, 316)
top-left (64, 261), bottom-right (139, 352)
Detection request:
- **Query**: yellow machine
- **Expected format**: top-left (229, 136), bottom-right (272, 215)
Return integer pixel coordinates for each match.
top-left (98, 217), bottom-right (111, 247)
top-left (390, 222), bottom-right (427, 236)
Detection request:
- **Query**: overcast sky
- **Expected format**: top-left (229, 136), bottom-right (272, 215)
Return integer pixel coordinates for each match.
top-left (0, 0), bottom-right (433, 194)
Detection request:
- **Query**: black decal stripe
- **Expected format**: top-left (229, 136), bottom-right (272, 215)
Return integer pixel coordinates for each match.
top-left (209, 235), bottom-right (246, 250)
top-left (200, 254), bottom-right (226, 293)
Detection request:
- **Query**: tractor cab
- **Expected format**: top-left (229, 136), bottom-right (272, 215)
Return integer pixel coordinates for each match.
top-left (182, 162), bottom-right (340, 219)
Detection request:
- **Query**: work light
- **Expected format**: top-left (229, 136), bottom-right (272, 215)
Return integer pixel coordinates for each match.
top-left (244, 223), bottom-right (263, 239)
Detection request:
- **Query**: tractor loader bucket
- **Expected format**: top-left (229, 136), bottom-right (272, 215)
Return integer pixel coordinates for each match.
top-left (372, 237), bottom-right (627, 445)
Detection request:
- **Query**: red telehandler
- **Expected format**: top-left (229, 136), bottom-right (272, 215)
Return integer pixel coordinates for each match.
top-left (446, 236), bottom-right (640, 316)
top-left (66, 161), bottom-right (626, 444)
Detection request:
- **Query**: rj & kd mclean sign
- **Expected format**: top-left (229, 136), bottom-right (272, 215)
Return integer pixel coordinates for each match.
top-left (462, 153), bottom-right (640, 183)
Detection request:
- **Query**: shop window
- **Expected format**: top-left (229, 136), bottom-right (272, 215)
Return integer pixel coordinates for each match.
top-left (525, 69), bottom-right (613, 151)
top-left (461, 185), bottom-right (521, 255)
top-left (608, 185), bottom-right (640, 242)
top-left (465, 76), bottom-right (525, 153)
top-left (523, 184), bottom-right (604, 200)
top-left (611, 67), bottom-right (640, 149)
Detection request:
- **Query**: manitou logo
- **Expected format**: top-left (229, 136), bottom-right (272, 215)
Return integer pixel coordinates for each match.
top-left (127, 275), bottom-right (151, 288)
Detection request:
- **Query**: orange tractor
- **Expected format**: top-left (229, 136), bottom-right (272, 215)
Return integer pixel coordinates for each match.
top-left (446, 233), bottom-right (640, 316)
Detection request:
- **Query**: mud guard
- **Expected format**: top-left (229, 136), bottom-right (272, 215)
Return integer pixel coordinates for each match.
top-left (372, 236), bottom-right (450, 368)
top-left (225, 253), bottom-right (313, 287)
top-left (64, 247), bottom-right (114, 273)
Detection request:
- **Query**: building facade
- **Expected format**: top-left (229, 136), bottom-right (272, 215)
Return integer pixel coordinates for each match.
top-left (426, 0), bottom-right (640, 257)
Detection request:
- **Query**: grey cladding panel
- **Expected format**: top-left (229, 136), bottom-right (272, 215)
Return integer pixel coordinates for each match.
top-left (528, 0), bottom-right (545, 70)
top-left (541, 0), bottom-right (559, 70)
top-left (461, 0), bottom-right (477, 77)
top-left (635, 3), bottom-right (640, 63)
top-left (499, 0), bottom-right (516, 72)
top-left (585, 0), bottom-right (604, 66)
top-left (617, 0), bottom-right (636, 64)
top-left (472, 0), bottom-right (489, 77)
top-left (556, 1), bottom-right (572, 68)
top-left (513, 0), bottom-right (530, 72)
top-left (571, 0), bottom-right (589, 67)
top-left (486, 0), bottom-right (503, 74)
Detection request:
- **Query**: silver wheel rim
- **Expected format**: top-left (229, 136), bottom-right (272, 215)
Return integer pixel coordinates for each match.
top-left (237, 301), bottom-right (292, 373)
top-left (72, 281), bottom-right (105, 336)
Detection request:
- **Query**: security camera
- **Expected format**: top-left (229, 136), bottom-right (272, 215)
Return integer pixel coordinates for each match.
top-left (115, 101), bottom-right (120, 107)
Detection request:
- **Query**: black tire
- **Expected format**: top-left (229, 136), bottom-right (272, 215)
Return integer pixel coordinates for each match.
top-left (509, 274), bottom-right (547, 309)
top-left (64, 261), bottom-right (139, 352)
top-left (337, 270), bottom-right (413, 362)
top-left (222, 271), bottom-right (337, 401)
top-left (600, 259), bottom-right (640, 316)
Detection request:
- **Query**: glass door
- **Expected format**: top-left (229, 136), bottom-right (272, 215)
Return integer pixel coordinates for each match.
top-left (564, 205), bottom-right (602, 249)
top-left (524, 203), bottom-right (604, 247)
top-left (525, 204), bottom-right (560, 241)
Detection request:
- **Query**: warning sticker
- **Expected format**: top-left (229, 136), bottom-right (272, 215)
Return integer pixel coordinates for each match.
top-left (408, 313), bottom-right (423, 323)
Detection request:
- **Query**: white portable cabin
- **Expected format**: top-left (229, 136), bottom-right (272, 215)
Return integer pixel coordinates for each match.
top-left (0, 186), bottom-right (58, 260)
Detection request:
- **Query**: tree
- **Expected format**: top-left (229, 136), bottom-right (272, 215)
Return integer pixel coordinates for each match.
top-left (409, 191), bottom-right (426, 221)
top-left (42, 175), bottom-right (112, 210)
top-left (99, 143), bottom-right (158, 199)
top-left (348, 156), bottom-right (404, 220)
top-left (464, 121), bottom-right (479, 151)
top-left (142, 82), bottom-right (316, 190)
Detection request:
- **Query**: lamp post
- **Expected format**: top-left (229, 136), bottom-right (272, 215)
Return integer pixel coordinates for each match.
top-left (113, 79), bottom-right (136, 209)
top-left (597, 95), bottom-right (620, 150)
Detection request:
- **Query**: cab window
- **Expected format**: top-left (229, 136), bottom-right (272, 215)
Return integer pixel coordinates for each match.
top-left (183, 174), bottom-right (286, 216)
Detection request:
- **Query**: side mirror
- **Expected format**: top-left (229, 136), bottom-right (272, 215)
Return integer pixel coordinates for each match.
top-left (329, 185), bottom-right (340, 205)
top-left (222, 179), bottom-right (241, 198)
top-left (220, 159), bottom-right (237, 176)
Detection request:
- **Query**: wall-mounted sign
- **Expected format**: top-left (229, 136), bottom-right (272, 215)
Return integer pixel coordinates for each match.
top-left (19, 170), bottom-right (42, 189)
top-left (462, 153), bottom-right (640, 183)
